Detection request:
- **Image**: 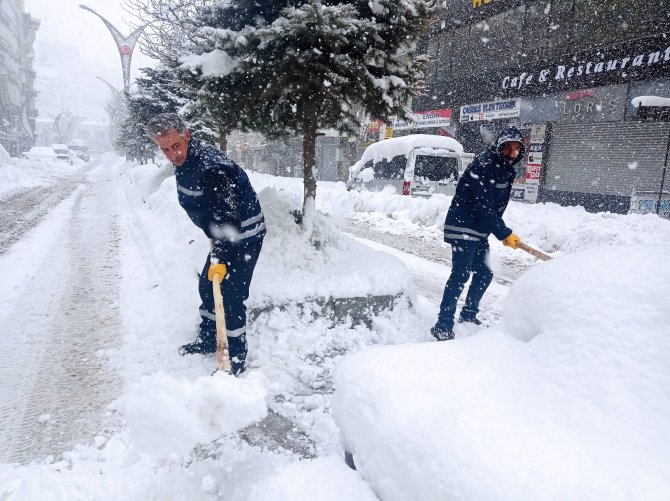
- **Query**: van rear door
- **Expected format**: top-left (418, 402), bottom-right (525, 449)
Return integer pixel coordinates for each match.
top-left (411, 153), bottom-right (460, 196)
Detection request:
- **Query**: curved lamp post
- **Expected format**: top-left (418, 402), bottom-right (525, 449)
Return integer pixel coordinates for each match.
top-left (79, 4), bottom-right (146, 91)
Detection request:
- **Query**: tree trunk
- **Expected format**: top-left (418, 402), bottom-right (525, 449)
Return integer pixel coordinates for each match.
top-left (219, 127), bottom-right (228, 152)
top-left (302, 100), bottom-right (318, 215)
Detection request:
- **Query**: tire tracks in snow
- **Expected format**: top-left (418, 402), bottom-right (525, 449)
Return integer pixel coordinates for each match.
top-left (338, 217), bottom-right (529, 298)
top-left (0, 182), bottom-right (80, 256)
top-left (0, 174), bottom-right (122, 464)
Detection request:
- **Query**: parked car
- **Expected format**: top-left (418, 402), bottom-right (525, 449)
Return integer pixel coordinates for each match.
top-left (50, 143), bottom-right (73, 164)
top-left (347, 134), bottom-right (474, 197)
top-left (22, 146), bottom-right (58, 162)
top-left (68, 139), bottom-right (90, 161)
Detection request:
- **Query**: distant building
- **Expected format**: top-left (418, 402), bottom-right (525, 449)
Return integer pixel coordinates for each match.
top-left (0, 0), bottom-right (39, 155)
top-left (417, 0), bottom-right (670, 214)
top-left (35, 117), bottom-right (113, 153)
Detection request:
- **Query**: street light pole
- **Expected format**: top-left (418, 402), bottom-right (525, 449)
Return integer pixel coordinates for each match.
top-left (79, 4), bottom-right (146, 92)
top-left (658, 129), bottom-right (670, 215)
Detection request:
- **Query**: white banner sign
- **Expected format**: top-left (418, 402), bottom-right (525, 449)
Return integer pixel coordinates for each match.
top-left (460, 99), bottom-right (521, 122)
top-left (391, 109), bottom-right (452, 130)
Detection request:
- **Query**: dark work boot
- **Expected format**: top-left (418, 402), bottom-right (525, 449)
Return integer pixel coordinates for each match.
top-left (230, 356), bottom-right (246, 376)
top-left (178, 337), bottom-right (216, 356)
top-left (430, 325), bottom-right (455, 341)
top-left (228, 335), bottom-right (248, 376)
top-left (458, 315), bottom-right (482, 326)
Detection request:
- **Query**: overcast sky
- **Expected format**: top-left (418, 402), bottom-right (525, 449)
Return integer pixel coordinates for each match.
top-left (24, 0), bottom-right (157, 121)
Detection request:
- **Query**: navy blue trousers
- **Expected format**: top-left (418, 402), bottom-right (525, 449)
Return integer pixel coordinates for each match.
top-left (198, 240), bottom-right (263, 363)
top-left (435, 239), bottom-right (493, 331)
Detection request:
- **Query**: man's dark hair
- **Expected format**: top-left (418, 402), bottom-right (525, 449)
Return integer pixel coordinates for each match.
top-left (146, 112), bottom-right (188, 138)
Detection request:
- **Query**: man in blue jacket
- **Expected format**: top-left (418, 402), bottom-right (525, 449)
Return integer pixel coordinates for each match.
top-left (431, 126), bottom-right (525, 341)
top-left (147, 113), bottom-right (266, 375)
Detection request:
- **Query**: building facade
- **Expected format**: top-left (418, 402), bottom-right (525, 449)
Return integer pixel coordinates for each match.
top-left (35, 117), bottom-right (114, 154)
top-left (0, 0), bottom-right (39, 156)
top-left (416, 0), bottom-right (670, 214)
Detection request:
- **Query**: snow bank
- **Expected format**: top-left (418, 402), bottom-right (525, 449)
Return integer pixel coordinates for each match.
top-left (116, 371), bottom-right (267, 457)
top-left (130, 167), bottom-right (414, 309)
top-left (252, 186), bottom-right (414, 304)
top-left (333, 245), bottom-right (670, 500)
top-left (246, 455), bottom-right (377, 501)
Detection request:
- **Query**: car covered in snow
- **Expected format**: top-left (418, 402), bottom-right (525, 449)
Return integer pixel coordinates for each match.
top-left (68, 139), bottom-right (90, 161)
top-left (50, 143), bottom-right (73, 164)
top-left (22, 146), bottom-right (58, 163)
top-left (347, 134), bottom-right (474, 197)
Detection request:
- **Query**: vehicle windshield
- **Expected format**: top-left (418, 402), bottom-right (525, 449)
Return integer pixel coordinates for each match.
top-left (414, 155), bottom-right (459, 182)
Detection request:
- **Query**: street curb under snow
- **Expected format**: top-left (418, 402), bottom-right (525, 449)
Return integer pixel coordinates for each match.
top-left (249, 293), bottom-right (407, 329)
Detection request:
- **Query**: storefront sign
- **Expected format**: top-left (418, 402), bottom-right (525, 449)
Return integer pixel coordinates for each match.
top-left (460, 99), bottom-right (520, 122)
top-left (365, 119), bottom-right (383, 142)
top-left (556, 85), bottom-right (625, 123)
top-left (472, 0), bottom-right (492, 8)
top-left (391, 108), bottom-right (452, 130)
top-left (630, 191), bottom-right (670, 219)
top-left (500, 40), bottom-right (670, 91)
top-left (512, 124), bottom-right (546, 203)
top-left (414, 108), bottom-right (452, 128)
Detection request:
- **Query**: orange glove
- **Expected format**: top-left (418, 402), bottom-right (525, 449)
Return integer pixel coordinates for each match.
top-left (208, 262), bottom-right (227, 281)
top-left (502, 233), bottom-right (521, 249)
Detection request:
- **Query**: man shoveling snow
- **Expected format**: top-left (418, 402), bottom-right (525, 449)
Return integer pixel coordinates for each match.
top-left (147, 113), bottom-right (266, 375)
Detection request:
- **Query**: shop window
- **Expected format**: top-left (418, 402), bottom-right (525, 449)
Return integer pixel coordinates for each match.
top-left (523, 1), bottom-right (549, 56)
top-left (630, 0), bottom-right (670, 38)
top-left (425, 36), bottom-right (440, 86)
top-left (545, 0), bottom-right (573, 55)
top-left (450, 25), bottom-right (476, 74)
top-left (436, 31), bottom-right (452, 81)
top-left (0, 75), bottom-right (9, 105)
top-left (570, 0), bottom-right (647, 50)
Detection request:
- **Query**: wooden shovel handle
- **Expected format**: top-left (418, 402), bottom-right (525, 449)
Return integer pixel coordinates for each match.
top-left (518, 242), bottom-right (552, 261)
top-left (212, 274), bottom-right (231, 372)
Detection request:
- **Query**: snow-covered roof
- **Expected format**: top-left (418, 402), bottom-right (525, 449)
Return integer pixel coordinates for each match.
top-left (631, 95), bottom-right (670, 107)
top-left (349, 134), bottom-right (464, 177)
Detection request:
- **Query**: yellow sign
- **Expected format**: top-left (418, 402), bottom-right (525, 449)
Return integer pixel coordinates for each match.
top-left (384, 126), bottom-right (393, 139)
top-left (472, 0), bottom-right (492, 8)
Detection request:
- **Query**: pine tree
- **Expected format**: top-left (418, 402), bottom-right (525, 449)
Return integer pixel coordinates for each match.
top-left (117, 65), bottom-right (218, 161)
top-left (189, 0), bottom-right (438, 215)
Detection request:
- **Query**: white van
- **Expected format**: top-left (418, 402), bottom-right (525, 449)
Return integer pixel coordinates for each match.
top-left (347, 134), bottom-right (474, 197)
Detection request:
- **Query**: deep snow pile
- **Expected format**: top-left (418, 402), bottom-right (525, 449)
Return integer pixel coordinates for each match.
top-left (333, 245), bottom-right (670, 500)
top-left (0, 151), bottom-right (82, 198)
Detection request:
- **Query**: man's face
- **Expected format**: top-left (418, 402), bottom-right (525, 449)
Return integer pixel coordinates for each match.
top-left (153, 129), bottom-right (191, 166)
top-left (499, 141), bottom-right (523, 164)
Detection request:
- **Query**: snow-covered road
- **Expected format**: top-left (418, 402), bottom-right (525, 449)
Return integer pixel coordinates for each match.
top-left (0, 164), bottom-right (122, 464)
top-left (0, 182), bottom-right (79, 255)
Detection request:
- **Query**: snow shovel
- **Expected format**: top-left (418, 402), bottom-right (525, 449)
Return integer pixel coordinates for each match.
top-left (212, 273), bottom-right (231, 373)
top-left (518, 242), bottom-right (552, 261)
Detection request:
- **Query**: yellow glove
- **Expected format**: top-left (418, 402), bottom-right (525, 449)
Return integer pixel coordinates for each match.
top-left (502, 233), bottom-right (521, 249)
top-left (208, 262), bottom-right (227, 281)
